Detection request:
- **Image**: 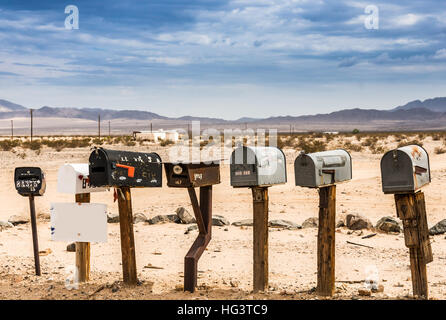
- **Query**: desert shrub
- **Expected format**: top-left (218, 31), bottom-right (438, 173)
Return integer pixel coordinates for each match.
top-left (160, 139), bottom-right (174, 147)
top-left (343, 141), bottom-right (363, 152)
top-left (432, 134), bottom-right (441, 141)
top-left (22, 140), bottom-right (42, 151)
top-left (435, 147), bottom-right (446, 154)
top-left (361, 137), bottom-right (378, 147)
top-left (352, 129), bottom-right (360, 134)
top-left (296, 139), bottom-right (327, 153)
top-left (92, 138), bottom-right (104, 145)
top-left (397, 139), bottom-right (423, 148)
top-left (0, 139), bottom-right (20, 151)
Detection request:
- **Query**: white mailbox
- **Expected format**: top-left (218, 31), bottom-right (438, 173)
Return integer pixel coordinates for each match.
top-left (58, 163), bottom-right (107, 194)
top-left (50, 203), bottom-right (107, 243)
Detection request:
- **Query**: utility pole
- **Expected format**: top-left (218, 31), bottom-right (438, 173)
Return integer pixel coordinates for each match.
top-left (30, 109), bottom-right (33, 142)
top-left (108, 121), bottom-right (111, 137)
top-left (98, 114), bottom-right (101, 139)
top-left (150, 122), bottom-right (153, 133)
top-left (11, 120), bottom-right (13, 140)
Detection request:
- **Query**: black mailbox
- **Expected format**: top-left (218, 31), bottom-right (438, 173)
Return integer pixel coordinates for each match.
top-left (14, 167), bottom-right (46, 197)
top-left (89, 148), bottom-right (162, 188)
top-left (164, 162), bottom-right (220, 188)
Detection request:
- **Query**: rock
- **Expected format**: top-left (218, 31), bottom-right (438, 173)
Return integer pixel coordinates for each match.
top-left (133, 213), bottom-right (147, 224)
top-left (302, 217), bottom-right (318, 228)
top-left (176, 207), bottom-right (196, 224)
top-left (184, 225), bottom-right (198, 234)
top-left (269, 219), bottom-right (302, 229)
top-left (232, 219), bottom-right (253, 227)
top-left (358, 289), bottom-right (371, 296)
top-left (212, 215), bottom-right (230, 226)
top-left (66, 243), bottom-right (76, 252)
top-left (8, 215), bottom-right (29, 226)
top-left (147, 214), bottom-right (180, 225)
top-left (0, 221), bottom-right (14, 230)
top-left (372, 284), bottom-right (384, 293)
top-left (429, 219), bottom-right (446, 235)
top-left (107, 212), bottom-right (120, 223)
top-left (336, 220), bottom-right (345, 228)
top-left (375, 216), bottom-right (401, 233)
top-left (346, 214), bottom-right (372, 230)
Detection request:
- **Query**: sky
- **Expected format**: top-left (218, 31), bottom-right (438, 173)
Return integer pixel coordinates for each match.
top-left (0, 0), bottom-right (445, 119)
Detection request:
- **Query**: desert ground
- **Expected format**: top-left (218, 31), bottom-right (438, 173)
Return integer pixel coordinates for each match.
top-left (0, 132), bottom-right (446, 300)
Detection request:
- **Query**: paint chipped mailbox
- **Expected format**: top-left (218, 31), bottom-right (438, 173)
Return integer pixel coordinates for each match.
top-left (14, 167), bottom-right (46, 196)
top-left (58, 163), bottom-right (107, 194)
top-left (230, 146), bottom-right (287, 187)
top-left (380, 144), bottom-right (430, 194)
top-left (294, 149), bottom-right (352, 188)
top-left (88, 148), bottom-right (162, 188)
top-left (164, 162), bottom-right (220, 188)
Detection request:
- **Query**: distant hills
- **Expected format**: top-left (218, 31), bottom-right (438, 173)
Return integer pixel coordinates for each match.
top-left (0, 97), bottom-right (446, 131)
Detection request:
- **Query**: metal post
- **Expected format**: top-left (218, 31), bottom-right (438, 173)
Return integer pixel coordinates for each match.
top-left (184, 186), bottom-right (212, 292)
top-left (29, 195), bottom-right (41, 276)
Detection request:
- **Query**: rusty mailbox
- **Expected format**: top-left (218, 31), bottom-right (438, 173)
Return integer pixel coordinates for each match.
top-left (89, 147), bottom-right (162, 188)
top-left (295, 149), bottom-right (352, 188)
top-left (164, 161), bottom-right (221, 293)
top-left (381, 144), bottom-right (430, 194)
top-left (14, 167), bottom-right (46, 197)
top-left (14, 166), bottom-right (46, 276)
top-left (230, 146), bottom-right (287, 187)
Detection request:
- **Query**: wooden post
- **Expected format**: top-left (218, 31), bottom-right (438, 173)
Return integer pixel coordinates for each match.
top-left (184, 186), bottom-right (212, 292)
top-left (117, 187), bottom-right (137, 285)
top-left (251, 186), bottom-right (269, 293)
top-left (394, 191), bottom-right (432, 299)
top-left (75, 193), bottom-right (91, 282)
top-left (317, 185), bottom-right (336, 296)
top-left (28, 194), bottom-right (41, 276)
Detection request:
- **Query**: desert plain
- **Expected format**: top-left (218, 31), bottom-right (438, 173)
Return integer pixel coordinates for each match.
top-left (0, 132), bottom-right (446, 300)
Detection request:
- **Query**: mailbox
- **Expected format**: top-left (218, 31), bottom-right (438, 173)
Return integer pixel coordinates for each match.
top-left (230, 146), bottom-right (287, 187)
top-left (294, 149), bottom-right (352, 188)
top-left (164, 162), bottom-right (220, 188)
top-left (88, 148), bottom-right (162, 188)
top-left (381, 145), bottom-right (430, 194)
top-left (58, 163), bottom-right (107, 194)
top-left (14, 167), bottom-right (46, 197)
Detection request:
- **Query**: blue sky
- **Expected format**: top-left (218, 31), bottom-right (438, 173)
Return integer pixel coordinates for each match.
top-left (0, 0), bottom-right (445, 119)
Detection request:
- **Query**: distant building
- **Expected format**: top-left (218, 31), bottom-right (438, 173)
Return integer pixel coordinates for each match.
top-left (323, 131), bottom-right (339, 135)
top-left (133, 129), bottom-right (180, 142)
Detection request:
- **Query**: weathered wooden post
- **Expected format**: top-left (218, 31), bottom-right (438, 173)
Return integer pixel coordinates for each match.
top-left (14, 167), bottom-right (46, 276)
top-left (381, 145), bottom-right (432, 299)
top-left (164, 162), bottom-right (220, 292)
top-left (88, 148), bottom-right (162, 285)
top-left (294, 150), bottom-right (352, 296)
top-left (230, 146), bottom-right (287, 293)
top-left (57, 164), bottom-right (108, 283)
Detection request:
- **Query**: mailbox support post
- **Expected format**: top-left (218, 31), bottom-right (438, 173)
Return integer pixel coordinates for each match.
top-left (317, 185), bottom-right (336, 296)
top-left (117, 187), bottom-right (138, 286)
top-left (75, 193), bottom-right (91, 282)
top-left (28, 194), bottom-right (41, 276)
top-left (394, 191), bottom-right (432, 299)
top-left (184, 186), bottom-right (212, 293)
top-left (251, 186), bottom-right (269, 293)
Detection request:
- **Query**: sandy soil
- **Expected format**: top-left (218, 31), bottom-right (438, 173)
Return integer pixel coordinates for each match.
top-left (1, 136), bottom-right (446, 300)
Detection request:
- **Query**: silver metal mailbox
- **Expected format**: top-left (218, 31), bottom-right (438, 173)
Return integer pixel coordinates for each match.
top-left (58, 163), bottom-right (107, 194)
top-left (381, 145), bottom-right (430, 194)
top-left (294, 149), bottom-right (352, 188)
top-left (230, 146), bottom-right (287, 187)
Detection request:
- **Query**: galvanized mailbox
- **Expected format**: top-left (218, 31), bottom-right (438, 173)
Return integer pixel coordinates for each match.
top-left (58, 163), bottom-right (107, 194)
top-left (14, 167), bottom-right (46, 197)
top-left (230, 146), bottom-right (287, 187)
top-left (164, 162), bottom-right (220, 188)
top-left (381, 145), bottom-right (430, 194)
top-left (89, 148), bottom-right (162, 188)
top-left (294, 149), bottom-right (352, 188)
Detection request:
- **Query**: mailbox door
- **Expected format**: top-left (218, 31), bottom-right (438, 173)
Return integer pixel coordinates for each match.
top-left (14, 167), bottom-right (46, 196)
top-left (188, 164), bottom-right (220, 187)
top-left (255, 147), bottom-right (287, 186)
top-left (381, 150), bottom-right (414, 194)
top-left (230, 146), bottom-right (258, 187)
top-left (165, 163), bottom-right (191, 187)
top-left (295, 154), bottom-right (317, 187)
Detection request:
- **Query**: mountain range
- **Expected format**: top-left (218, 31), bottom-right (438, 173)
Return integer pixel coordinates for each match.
top-left (0, 97), bottom-right (446, 130)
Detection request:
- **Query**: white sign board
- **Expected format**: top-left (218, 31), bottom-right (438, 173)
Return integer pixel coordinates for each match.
top-left (50, 203), bottom-right (107, 243)
top-left (57, 163), bottom-right (107, 194)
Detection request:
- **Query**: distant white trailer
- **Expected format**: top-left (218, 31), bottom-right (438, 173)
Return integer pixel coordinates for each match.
top-left (133, 129), bottom-right (180, 142)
